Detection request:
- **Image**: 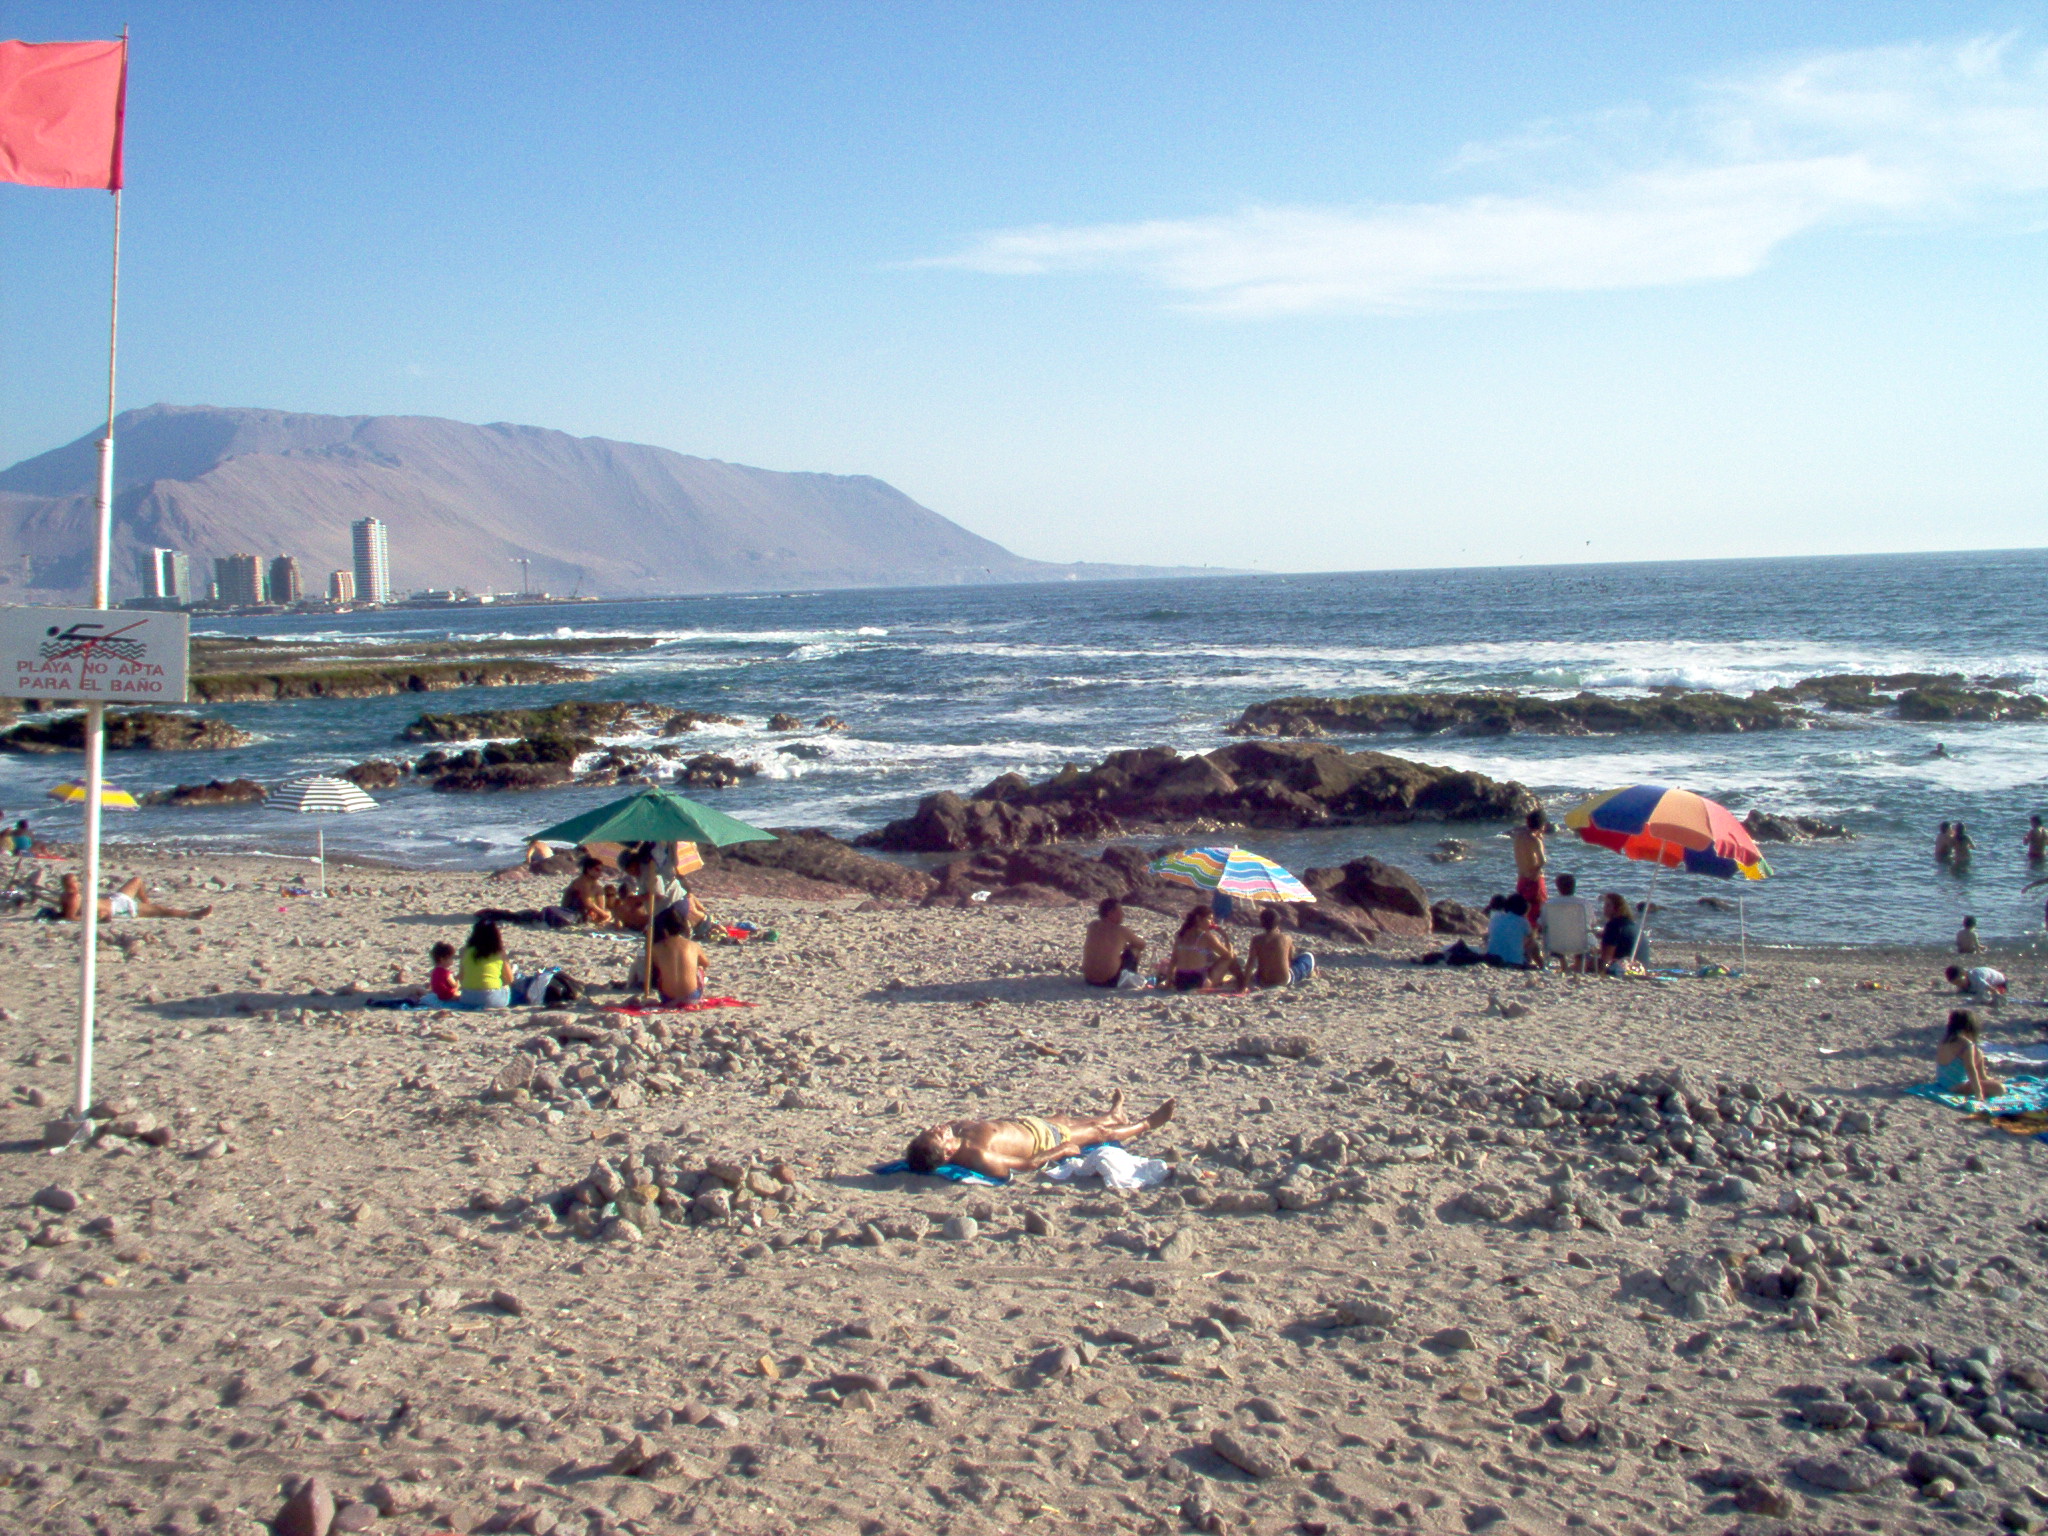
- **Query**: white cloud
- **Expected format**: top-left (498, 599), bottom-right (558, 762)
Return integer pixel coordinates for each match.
top-left (924, 36), bottom-right (2048, 315)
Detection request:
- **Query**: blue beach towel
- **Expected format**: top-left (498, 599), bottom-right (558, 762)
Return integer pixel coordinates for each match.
top-left (1905, 1074), bottom-right (2048, 1116)
top-left (871, 1159), bottom-right (1009, 1186)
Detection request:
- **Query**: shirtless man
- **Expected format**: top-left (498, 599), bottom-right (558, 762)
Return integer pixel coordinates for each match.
top-left (1082, 898), bottom-right (1147, 987)
top-left (648, 905), bottom-right (710, 1004)
top-left (1248, 906), bottom-right (1313, 987)
top-left (904, 1090), bottom-right (1176, 1179)
top-left (563, 858), bottom-right (615, 925)
top-left (2027, 815), bottom-right (2048, 864)
top-left (59, 873), bottom-right (210, 921)
top-left (1511, 809), bottom-right (1548, 922)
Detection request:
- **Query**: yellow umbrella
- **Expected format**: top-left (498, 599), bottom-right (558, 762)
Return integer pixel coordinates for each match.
top-left (48, 779), bottom-right (137, 810)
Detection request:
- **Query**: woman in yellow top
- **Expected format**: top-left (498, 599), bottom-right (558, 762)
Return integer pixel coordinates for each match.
top-left (457, 918), bottom-right (516, 1009)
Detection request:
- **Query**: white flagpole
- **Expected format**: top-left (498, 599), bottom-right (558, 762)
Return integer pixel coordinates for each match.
top-left (73, 183), bottom-right (122, 1127)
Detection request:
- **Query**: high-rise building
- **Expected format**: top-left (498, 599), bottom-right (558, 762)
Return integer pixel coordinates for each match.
top-left (351, 517), bottom-right (391, 605)
top-left (328, 569), bottom-right (356, 603)
top-left (268, 554), bottom-right (304, 604)
top-left (139, 547), bottom-right (190, 604)
top-left (213, 554), bottom-right (266, 607)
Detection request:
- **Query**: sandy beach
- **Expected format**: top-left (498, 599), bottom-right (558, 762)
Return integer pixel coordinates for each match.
top-left (1, 847), bottom-right (2046, 1536)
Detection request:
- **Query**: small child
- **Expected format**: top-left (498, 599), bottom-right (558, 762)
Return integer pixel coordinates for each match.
top-left (1957, 915), bottom-right (1982, 954)
top-left (1946, 962), bottom-right (2007, 1004)
top-left (429, 941), bottom-right (460, 1003)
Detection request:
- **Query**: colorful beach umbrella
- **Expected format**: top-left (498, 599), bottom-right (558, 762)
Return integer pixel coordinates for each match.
top-left (1563, 784), bottom-right (1771, 882)
top-left (48, 779), bottom-right (136, 810)
top-left (1151, 846), bottom-right (1316, 903)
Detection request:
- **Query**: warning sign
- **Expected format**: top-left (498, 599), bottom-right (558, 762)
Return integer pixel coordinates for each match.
top-left (0, 607), bottom-right (189, 704)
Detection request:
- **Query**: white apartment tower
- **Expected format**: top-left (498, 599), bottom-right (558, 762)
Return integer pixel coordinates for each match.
top-left (351, 517), bottom-right (391, 605)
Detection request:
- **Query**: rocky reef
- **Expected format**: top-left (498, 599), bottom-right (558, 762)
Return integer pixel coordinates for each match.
top-left (0, 710), bottom-right (253, 753)
top-left (1231, 672), bottom-right (2048, 739)
top-left (862, 741), bottom-right (1534, 853)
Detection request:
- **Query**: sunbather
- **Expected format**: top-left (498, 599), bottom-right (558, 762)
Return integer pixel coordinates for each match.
top-left (59, 873), bottom-right (210, 921)
top-left (1082, 898), bottom-right (1147, 987)
top-left (904, 1090), bottom-right (1176, 1179)
top-left (1249, 907), bottom-right (1314, 987)
top-left (1934, 1009), bottom-right (2002, 1100)
top-left (1161, 906), bottom-right (1245, 991)
top-left (648, 904), bottom-right (709, 1004)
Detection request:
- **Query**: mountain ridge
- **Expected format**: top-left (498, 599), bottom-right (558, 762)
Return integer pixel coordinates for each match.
top-left (0, 404), bottom-right (1179, 601)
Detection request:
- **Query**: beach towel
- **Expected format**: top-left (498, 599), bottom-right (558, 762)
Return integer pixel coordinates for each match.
top-left (870, 1158), bottom-right (1009, 1186)
top-left (600, 997), bottom-right (753, 1016)
top-left (1041, 1143), bottom-right (1168, 1191)
top-left (1904, 1074), bottom-right (2048, 1116)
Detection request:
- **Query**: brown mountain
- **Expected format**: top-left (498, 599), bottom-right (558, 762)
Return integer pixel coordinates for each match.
top-left (0, 404), bottom-right (1129, 601)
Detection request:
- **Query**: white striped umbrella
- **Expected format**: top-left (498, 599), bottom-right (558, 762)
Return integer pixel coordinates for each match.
top-left (266, 775), bottom-right (377, 893)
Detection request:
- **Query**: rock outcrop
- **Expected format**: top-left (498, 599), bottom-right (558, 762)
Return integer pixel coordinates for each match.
top-left (1230, 689), bottom-right (1794, 738)
top-left (0, 710), bottom-right (253, 753)
top-left (1743, 810), bottom-right (1856, 843)
top-left (138, 778), bottom-right (266, 807)
top-left (702, 830), bottom-right (937, 903)
top-left (863, 741), bottom-right (1533, 853)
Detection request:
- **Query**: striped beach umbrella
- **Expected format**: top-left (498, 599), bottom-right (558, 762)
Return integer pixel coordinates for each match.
top-left (1150, 846), bottom-right (1316, 903)
top-left (48, 779), bottom-right (137, 810)
top-left (266, 775), bottom-right (378, 894)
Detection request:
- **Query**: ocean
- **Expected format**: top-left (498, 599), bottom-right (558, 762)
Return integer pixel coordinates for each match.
top-left (9, 548), bottom-right (2047, 948)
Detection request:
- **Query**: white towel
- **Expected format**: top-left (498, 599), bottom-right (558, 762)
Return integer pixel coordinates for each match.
top-left (1042, 1144), bottom-right (1170, 1191)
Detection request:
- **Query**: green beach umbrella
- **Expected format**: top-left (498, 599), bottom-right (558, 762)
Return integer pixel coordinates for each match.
top-left (533, 787), bottom-right (776, 850)
top-left (533, 788), bottom-right (774, 1002)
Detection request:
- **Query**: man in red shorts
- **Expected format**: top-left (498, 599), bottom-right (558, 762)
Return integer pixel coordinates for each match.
top-left (1512, 808), bottom-right (1549, 923)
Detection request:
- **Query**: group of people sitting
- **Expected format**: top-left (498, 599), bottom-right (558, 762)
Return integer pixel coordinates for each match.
top-left (1081, 898), bottom-right (1315, 993)
top-left (1421, 873), bottom-right (1647, 972)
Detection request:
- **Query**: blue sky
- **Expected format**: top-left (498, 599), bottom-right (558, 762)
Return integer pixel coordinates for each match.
top-left (3, 2), bottom-right (2046, 570)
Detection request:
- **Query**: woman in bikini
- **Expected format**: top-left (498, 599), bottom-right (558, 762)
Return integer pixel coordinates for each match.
top-left (1933, 1009), bottom-right (2003, 1101)
top-left (1163, 906), bottom-right (1245, 992)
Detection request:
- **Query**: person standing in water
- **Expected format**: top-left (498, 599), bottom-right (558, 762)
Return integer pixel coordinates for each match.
top-left (2026, 815), bottom-right (2048, 865)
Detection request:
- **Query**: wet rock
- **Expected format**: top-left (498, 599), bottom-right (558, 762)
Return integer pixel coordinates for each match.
top-left (139, 778), bottom-right (266, 807)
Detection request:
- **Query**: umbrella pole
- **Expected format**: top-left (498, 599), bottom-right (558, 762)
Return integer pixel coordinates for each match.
top-left (1739, 895), bottom-right (1748, 973)
top-left (317, 825), bottom-right (326, 898)
top-left (1631, 863), bottom-right (1661, 966)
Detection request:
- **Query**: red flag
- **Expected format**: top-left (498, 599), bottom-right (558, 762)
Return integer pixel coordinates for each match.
top-left (0, 39), bottom-right (126, 190)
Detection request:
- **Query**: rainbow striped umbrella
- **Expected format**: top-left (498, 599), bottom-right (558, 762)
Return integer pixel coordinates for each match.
top-left (1562, 784), bottom-right (1771, 881)
top-left (1151, 846), bottom-right (1316, 903)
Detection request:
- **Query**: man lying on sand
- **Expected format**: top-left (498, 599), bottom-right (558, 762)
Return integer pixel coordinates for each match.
top-left (1082, 898), bottom-right (1147, 987)
top-left (59, 873), bottom-right (210, 922)
top-left (905, 1090), bottom-right (1175, 1179)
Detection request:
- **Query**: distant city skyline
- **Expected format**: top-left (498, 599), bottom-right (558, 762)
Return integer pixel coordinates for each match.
top-left (3, 4), bottom-right (2045, 571)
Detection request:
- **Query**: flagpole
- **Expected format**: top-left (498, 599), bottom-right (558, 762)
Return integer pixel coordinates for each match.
top-left (72, 181), bottom-right (121, 1127)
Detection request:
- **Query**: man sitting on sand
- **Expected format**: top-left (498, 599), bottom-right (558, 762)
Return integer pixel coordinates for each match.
top-left (1082, 898), bottom-right (1147, 987)
top-left (59, 873), bottom-right (210, 922)
top-left (1538, 872), bottom-right (1593, 972)
top-left (563, 857), bottom-right (616, 926)
top-left (648, 905), bottom-right (709, 1004)
top-left (904, 1090), bottom-right (1176, 1180)
top-left (1249, 907), bottom-right (1314, 987)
